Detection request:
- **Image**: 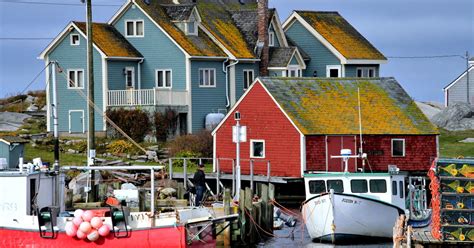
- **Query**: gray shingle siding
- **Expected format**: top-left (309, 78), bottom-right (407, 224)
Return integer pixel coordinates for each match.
top-left (446, 68), bottom-right (474, 106)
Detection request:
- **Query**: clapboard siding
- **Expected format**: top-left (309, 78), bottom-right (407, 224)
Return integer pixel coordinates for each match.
top-left (191, 60), bottom-right (227, 133)
top-left (108, 61), bottom-right (139, 90)
top-left (285, 20), bottom-right (340, 78)
top-left (447, 68), bottom-right (474, 106)
top-left (113, 6), bottom-right (186, 91)
top-left (235, 62), bottom-right (259, 99)
top-left (48, 29), bottom-right (104, 132)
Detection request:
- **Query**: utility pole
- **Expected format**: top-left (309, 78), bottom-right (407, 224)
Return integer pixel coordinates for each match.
top-left (51, 61), bottom-right (61, 208)
top-left (85, 0), bottom-right (96, 202)
top-left (466, 51), bottom-right (470, 105)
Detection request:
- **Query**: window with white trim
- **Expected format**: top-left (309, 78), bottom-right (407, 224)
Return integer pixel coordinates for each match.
top-left (269, 31), bottom-right (275, 47)
top-left (250, 140), bottom-right (265, 158)
top-left (199, 68), bottom-right (216, 87)
top-left (186, 21), bottom-right (197, 35)
top-left (156, 69), bottom-right (172, 88)
top-left (70, 34), bottom-right (80, 46)
top-left (125, 20), bottom-right (144, 37)
top-left (286, 68), bottom-right (302, 77)
top-left (125, 67), bottom-right (135, 88)
top-left (326, 65), bottom-right (341, 78)
top-left (392, 139), bottom-right (405, 157)
top-left (356, 67), bottom-right (376, 78)
top-left (243, 69), bottom-right (254, 90)
top-left (67, 69), bottom-right (84, 89)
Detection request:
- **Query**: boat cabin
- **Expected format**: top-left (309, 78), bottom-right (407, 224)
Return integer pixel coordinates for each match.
top-left (304, 172), bottom-right (407, 210)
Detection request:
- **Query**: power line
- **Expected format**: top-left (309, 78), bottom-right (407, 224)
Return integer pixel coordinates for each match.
top-left (0, 0), bottom-right (122, 7)
top-left (0, 38), bottom-right (54, 40)
top-left (387, 55), bottom-right (466, 59)
top-left (19, 62), bottom-right (51, 95)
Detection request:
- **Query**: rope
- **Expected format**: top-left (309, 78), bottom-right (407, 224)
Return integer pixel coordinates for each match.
top-left (427, 158), bottom-right (441, 240)
top-left (54, 62), bottom-right (148, 154)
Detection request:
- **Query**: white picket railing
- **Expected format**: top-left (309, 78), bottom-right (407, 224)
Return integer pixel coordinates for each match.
top-left (107, 88), bottom-right (188, 107)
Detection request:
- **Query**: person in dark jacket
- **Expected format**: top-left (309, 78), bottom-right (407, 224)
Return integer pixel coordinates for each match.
top-left (193, 164), bottom-right (206, 206)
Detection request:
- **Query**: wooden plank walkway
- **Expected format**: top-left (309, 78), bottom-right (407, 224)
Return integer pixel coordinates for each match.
top-left (170, 172), bottom-right (294, 184)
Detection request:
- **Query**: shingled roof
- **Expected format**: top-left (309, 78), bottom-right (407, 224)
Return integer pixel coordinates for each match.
top-left (295, 11), bottom-right (386, 61)
top-left (258, 77), bottom-right (437, 135)
top-left (74, 22), bottom-right (142, 58)
top-left (0, 136), bottom-right (28, 145)
top-left (268, 47), bottom-right (298, 67)
top-left (135, 0), bottom-right (227, 57)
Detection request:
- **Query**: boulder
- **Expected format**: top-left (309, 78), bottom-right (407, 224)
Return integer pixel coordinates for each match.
top-left (0, 112), bottom-right (31, 132)
top-left (415, 101), bottom-right (443, 120)
top-left (26, 104), bottom-right (38, 112)
top-left (431, 102), bottom-right (474, 131)
top-left (459, 138), bottom-right (474, 143)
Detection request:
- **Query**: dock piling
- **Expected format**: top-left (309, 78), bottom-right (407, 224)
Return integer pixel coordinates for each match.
top-left (250, 160), bottom-right (254, 191)
top-left (183, 159), bottom-right (187, 190)
top-left (168, 158), bottom-right (173, 179)
top-left (267, 161), bottom-right (271, 182)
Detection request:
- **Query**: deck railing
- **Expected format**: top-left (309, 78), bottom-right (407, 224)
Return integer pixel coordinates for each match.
top-left (107, 88), bottom-right (188, 107)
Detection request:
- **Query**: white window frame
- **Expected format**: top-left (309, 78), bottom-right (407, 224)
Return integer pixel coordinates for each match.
top-left (185, 21), bottom-right (198, 36)
top-left (199, 68), bottom-right (216, 87)
top-left (286, 66), bottom-right (302, 78)
top-left (70, 34), bottom-right (80, 46)
top-left (125, 67), bottom-right (135, 88)
top-left (269, 31), bottom-right (275, 47)
top-left (391, 139), bottom-right (406, 157)
top-left (125, 20), bottom-right (144, 37)
top-left (67, 69), bottom-right (85, 89)
top-left (356, 67), bottom-right (376, 78)
top-left (243, 69), bottom-right (254, 90)
top-left (155, 69), bottom-right (173, 89)
top-left (326, 65), bottom-right (342, 78)
top-left (250, 139), bottom-right (265, 158)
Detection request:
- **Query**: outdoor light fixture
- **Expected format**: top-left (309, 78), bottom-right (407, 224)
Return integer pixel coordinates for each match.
top-left (234, 111), bottom-right (241, 121)
top-left (313, 70), bottom-right (318, 77)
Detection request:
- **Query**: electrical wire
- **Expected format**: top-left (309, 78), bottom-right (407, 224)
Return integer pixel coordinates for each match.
top-left (0, 37), bottom-right (54, 40)
top-left (387, 55), bottom-right (467, 59)
top-left (0, 0), bottom-right (122, 7)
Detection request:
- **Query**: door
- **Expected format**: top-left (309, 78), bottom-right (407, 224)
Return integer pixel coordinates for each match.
top-left (69, 110), bottom-right (84, 133)
top-left (326, 136), bottom-right (357, 172)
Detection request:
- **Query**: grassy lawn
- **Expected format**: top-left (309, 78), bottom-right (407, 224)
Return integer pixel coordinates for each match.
top-left (25, 143), bottom-right (87, 166)
top-left (439, 129), bottom-right (474, 158)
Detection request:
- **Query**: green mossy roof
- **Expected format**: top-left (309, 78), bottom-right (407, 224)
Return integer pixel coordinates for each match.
top-left (296, 11), bottom-right (386, 60)
top-left (259, 77), bottom-right (438, 135)
top-left (74, 22), bottom-right (142, 58)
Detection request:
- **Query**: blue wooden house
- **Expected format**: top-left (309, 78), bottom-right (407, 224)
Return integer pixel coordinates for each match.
top-left (0, 136), bottom-right (28, 169)
top-left (39, 0), bottom-right (386, 135)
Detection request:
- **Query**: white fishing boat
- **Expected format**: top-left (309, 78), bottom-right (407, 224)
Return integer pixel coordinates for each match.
top-left (302, 169), bottom-right (407, 243)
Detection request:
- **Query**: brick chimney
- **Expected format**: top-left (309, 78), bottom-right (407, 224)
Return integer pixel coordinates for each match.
top-left (258, 0), bottom-right (269, 76)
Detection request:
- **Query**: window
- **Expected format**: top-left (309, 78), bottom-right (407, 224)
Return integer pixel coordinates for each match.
top-left (399, 181), bottom-right (404, 199)
top-left (392, 139), bottom-right (405, 157)
top-left (370, 179), bottom-right (387, 193)
top-left (286, 68), bottom-right (301, 78)
top-left (327, 180), bottom-right (344, 193)
top-left (70, 34), bottom-right (80, 46)
top-left (243, 69), bottom-right (254, 90)
top-left (199, 68), bottom-right (216, 87)
top-left (392, 181), bottom-right (398, 196)
top-left (125, 67), bottom-right (135, 88)
top-left (156, 69), bottom-right (172, 88)
top-left (269, 31), bottom-right (275, 47)
top-left (356, 67), bottom-right (376, 78)
top-left (351, 179), bottom-right (368, 193)
top-left (250, 140), bottom-right (265, 158)
top-left (125, 20), bottom-right (144, 37)
top-left (326, 65), bottom-right (341, 78)
top-left (186, 21), bottom-right (197, 35)
top-left (67, 69), bottom-right (84, 89)
top-left (309, 180), bottom-right (326, 194)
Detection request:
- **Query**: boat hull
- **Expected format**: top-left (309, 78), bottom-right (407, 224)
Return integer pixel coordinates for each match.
top-left (0, 226), bottom-right (186, 248)
top-left (302, 192), bottom-right (404, 243)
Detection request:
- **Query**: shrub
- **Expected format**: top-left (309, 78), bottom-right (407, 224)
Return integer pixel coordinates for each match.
top-left (106, 108), bottom-right (151, 142)
top-left (168, 130), bottom-right (213, 158)
top-left (154, 108), bottom-right (178, 142)
top-left (106, 140), bottom-right (138, 155)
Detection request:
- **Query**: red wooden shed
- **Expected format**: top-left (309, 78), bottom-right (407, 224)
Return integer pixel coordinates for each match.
top-left (212, 77), bottom-right (439, 178)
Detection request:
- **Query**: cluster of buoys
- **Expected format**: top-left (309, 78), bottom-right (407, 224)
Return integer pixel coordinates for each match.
top-left (65, 209), bottom-right (111, 241)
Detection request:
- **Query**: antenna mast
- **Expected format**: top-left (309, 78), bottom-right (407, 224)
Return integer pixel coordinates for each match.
top-left (357, 88), bottom-right (366, 171)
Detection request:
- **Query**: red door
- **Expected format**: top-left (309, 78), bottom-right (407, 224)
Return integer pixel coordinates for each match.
top-left (327, 136), bottom-right (357, 172)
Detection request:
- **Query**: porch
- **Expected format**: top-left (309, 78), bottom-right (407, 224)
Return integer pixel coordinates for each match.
top-left (107, 88), bottom-right (188, 107)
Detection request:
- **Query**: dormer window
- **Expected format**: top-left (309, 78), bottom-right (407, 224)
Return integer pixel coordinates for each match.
top-left (70, 34), bottom-right (80, 46)
top-left (269, 31), bottom-right (275, 47)
top-left (186, 21), bottom-right (197, 36)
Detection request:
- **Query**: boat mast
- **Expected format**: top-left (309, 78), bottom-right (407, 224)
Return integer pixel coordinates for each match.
top-left (357, 88), bottom-right (365, 171)
top-left (85, 0), bottom-right (96, 202)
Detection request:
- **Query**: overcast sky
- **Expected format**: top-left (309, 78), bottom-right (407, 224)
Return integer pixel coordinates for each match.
top-left (0, 0), bottom-right (473, 103)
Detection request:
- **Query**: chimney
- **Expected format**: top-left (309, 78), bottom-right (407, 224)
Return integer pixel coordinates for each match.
top-left (257, 0), bottom-right (269, 76)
